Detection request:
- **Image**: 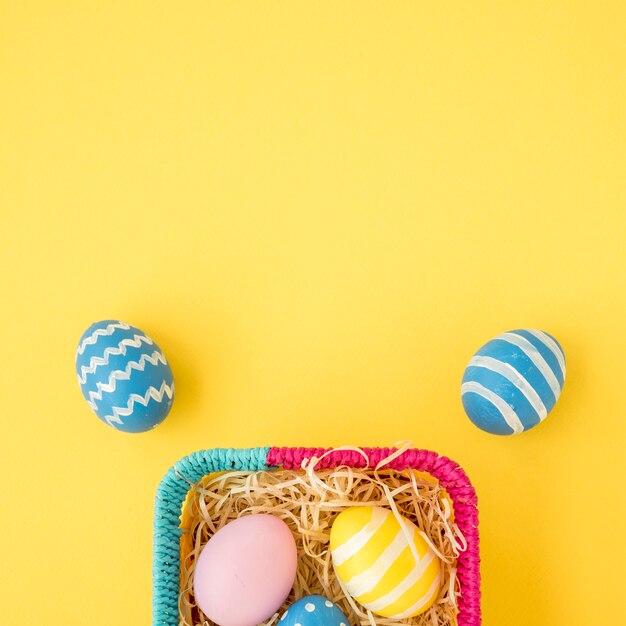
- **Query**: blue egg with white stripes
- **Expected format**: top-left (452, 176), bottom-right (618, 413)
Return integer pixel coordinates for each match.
top-left (75, 320), bottom-right (175, 433)
top-left (461, 329), bottom-right (566, 435)
top-left (279, 595), bottom-right (348, 626)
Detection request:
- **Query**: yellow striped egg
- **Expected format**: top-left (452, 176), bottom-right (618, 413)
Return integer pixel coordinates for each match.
top-left (330, 506), bottom-right (441, 618)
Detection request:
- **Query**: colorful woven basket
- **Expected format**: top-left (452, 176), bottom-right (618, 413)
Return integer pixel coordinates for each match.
top-left (153, 447), bottom-right (481, 626)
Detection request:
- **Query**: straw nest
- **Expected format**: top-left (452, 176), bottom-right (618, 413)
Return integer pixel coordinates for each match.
top-left (179, 448), bottom-right (463, 626)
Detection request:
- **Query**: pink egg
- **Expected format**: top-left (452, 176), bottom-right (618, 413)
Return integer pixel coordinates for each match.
top-left (193, 514), bottom-right (297, 626)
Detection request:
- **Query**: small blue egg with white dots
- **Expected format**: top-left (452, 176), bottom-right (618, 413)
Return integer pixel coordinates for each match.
top-left (75, 320), bottom-right (175, 433)
top-left (280, 595), bottom-right (349, 626)
top-left (461, 328), bottom-right (566, 435)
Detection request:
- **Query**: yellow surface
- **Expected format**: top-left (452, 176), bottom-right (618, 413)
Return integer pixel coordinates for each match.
top-left (1, 2), bottom-right (625, 624)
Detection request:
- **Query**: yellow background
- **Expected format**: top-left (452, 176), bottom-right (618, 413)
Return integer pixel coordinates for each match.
top-left (1, 2), bottom-right (625, 625)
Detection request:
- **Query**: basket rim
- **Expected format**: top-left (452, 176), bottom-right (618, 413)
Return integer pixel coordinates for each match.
top-left (152, 446), bottom-right (481, 626)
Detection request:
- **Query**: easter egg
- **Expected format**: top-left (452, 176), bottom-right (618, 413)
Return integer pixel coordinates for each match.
top-left (279, 595), bottom-right (348, 626)
top-left (194, 514), bottom-right (297, 626)
top-left (75, 320), bottom-right (174, 433)
top-left (330, 506), bottom-right (441, 619)
top-left (461, 328), bottom-right (566, 435)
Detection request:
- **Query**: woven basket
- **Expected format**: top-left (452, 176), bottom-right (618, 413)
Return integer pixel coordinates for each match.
top-left (153, 447), bottom-right (481, 626)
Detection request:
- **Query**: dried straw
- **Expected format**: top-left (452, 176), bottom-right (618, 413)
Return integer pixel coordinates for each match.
top-left (179, 451), bottom-right (463, 626)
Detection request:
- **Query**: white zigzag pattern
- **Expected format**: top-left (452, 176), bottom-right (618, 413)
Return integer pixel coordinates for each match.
top-left (103, 380), bottom-right (175, 426)
top-left (77, 322), bottom-right (130, 355)
top-left (83, 350), bottom-right (167, 408)
top-left (77, 334), bottom-right (154, 383)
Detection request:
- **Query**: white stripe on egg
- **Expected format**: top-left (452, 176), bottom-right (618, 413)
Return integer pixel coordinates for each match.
top-left (525, 329), bottom-right (566, 378)
top-left (389, 570), bottom-right (442, 619)
top-left (77, 321), bottom-right (130, 355)
top-left (499, 332), bottom-right (562, 397)
top-left (331, 507), bottom-right (388, 566)
top-left (363, 550), bottom-right (436, 612)
top-left (346, 525), bottom-right (416, 597)
top-left (461, 381), bottom-right (525, 434)
top-left (468, 355), bottom-right (548, 420)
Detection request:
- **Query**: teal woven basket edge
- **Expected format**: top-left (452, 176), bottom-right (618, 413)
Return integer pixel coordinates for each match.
top-left (152, 447), bottom-right (272, 626)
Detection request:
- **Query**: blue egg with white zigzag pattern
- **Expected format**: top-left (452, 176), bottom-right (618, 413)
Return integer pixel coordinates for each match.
top-left (461, 329), bottom-right (566, 435)
top-left (279, 595), bottom-right (349, 626)
top-left (75, 320), bottom-right (175, 433)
